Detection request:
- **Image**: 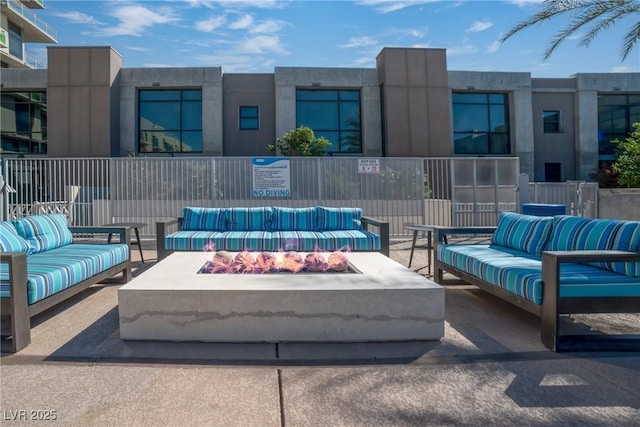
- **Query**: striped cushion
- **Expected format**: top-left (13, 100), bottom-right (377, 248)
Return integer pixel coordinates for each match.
top-left (218, 231), bottom-right (272, 251)
top-left (270, 231), bottom-right (326, 252)
top-left (546, 216), bottom-right (621, 252)
top-left (12, 214), bottom-right (73, 254)
top-left (491, 212), bottom-right (553, 255)
top-left (165, 231), bottom-right (228, 252)
top-left (271, 207), bottom-right (316, 231)
top-left (182, 207), bottom-right (227, 231)
top-left (320, 230), bottom-right (381, 252)
top-left (609, 221), bottom-right (640, 277)
top-left (437, 244), bottom-right (640, 304)
top-left (227, 207), bottom-right (273, 231)
top-left (0, 243), bottom-right (129, 304)
top-left (316, 207), bottom-right (362, 231)
top-left (0, 221), bottom-right (32, 253)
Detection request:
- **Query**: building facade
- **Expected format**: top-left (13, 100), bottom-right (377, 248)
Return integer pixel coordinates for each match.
top-left (1, 45), bottom-right (639, 181)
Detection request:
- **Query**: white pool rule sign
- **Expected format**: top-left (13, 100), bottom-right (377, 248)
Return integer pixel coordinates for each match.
top-left (358, 159), bottom-right (380, 173)
top-left (252, 158), bottom-right (291, 197)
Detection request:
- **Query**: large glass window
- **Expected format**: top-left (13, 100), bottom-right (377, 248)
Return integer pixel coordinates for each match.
top-left (296, 89), bottom-right (361, 154)
top-left (598, 94), bottom-right (640, 161)
top-left (239, 106), bottom-right (259, 130)
top-left (8, 21), bottom-right (23, 60)
top-left (452, 92), bottom-right (510, 155)
top-left (138, 89), bottom-right (202, 153)
top-left (1, 92), bottom-right (47, 154)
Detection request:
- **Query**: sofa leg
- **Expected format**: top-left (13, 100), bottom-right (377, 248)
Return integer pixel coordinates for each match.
top-left (121, 263), bottom-right (132, 283)
top-left (541, 252), bottom-right (560, 351)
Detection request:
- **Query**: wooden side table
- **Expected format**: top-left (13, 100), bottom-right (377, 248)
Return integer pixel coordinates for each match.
top-left (103, 222), bottom-right (147, 263)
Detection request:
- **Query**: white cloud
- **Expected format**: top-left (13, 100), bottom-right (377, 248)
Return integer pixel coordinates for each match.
top-left (96, 5), bottom-right (178, 37)
top-left (189, 0), bottom-right (283, 9)
top-left (340, 36), bottom-right (378, 49)
top-left (229, 14), bottom-right (254, 29)
top-left (611, 65), bottom-right (637, 72)
top-left (196, 16), bottom-right (227, 32)
top-left (466, 21), bottom-right (493, 33)
top-left (445, 38), bottom-right (477, 56)
top-left (52, 11), bottom-right (102, 25)
top-left (127, 46), bottom-right (150, 52)
top-left (249, 19), bottom-right (287, 34)
top-left (237, 35), bottom-right (288, 54)
top-left (355, 0), bottom-right (438, 13)
top-left (508, 0), bottom-right (544, 6)
top-left (196, 53), bottom-right (275, 72)
top-left (487, 41), bottom-right (501, 53)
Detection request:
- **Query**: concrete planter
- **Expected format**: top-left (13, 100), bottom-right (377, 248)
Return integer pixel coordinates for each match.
top-left (598, 188), bottom-right (640, 220)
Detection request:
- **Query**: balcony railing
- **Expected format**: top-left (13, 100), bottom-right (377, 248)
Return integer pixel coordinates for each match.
top-left (0, 28), bottom-right (7, 47)
top-left (1, 0), bottom-right (57, 41)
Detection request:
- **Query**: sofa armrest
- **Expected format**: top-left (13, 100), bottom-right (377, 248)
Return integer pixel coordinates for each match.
top-left (156, 217), bottom-right (182, 261)
top-left (540, 250), bottom-right (640, 351)
top-left (361, 216), bottom-right (390, 257)
top-left (0, 253), bottom-right (30, 352)
top-left (432, 226), bottom-right (496, 245)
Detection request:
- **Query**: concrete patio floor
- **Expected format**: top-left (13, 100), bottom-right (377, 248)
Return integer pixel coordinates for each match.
top-left (1, 237), bottom-right (639, 426)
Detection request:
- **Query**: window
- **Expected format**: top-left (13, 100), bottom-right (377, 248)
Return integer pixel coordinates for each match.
top-left (544, 163), bottom-right (562, 182)
top-left (452, 93), bottom-right (510, 155)
top-left (543, 110), bottom-right (561, 133)
top-left (239, 106), bottom-right (259, 130)
top-left (1, 92), bottom-right (47, 154)
top-left (296, 89), bottom-right (361, 154)
top-left (598, 94), bottom-right (640, 162)
top-left (138, 89), bottom-right (202, 153)
top-left (8, 22), bottom-right (23, 60)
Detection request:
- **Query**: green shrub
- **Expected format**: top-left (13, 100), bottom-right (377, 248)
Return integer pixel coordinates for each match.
top-left (268, 125), bottom-right (331, 156)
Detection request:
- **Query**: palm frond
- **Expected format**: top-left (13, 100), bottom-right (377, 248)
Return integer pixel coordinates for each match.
top-left (500, 0), bottom-right (583, 43)
top-left (622, 19), bottom-right (640, 60)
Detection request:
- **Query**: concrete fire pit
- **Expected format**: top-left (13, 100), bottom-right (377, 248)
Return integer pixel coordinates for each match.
top-left (118, 252), bottom-right (444, 342)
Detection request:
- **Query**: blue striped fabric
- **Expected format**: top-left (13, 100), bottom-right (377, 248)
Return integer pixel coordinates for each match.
top-left (218, 231), bottom-right (272, 251)
top-left (320, 230), bottom-right (381, 251)
top-left (0, 221), bottom-right (32, 253)
top-left (270, 231), bottom-right (325, 251)
top-left (182, 207), bottom-right (227, 231)
top-left (165, 231), bottom-right (229, 252)
top-left (0, 243), bottom-right (128, 304)
top-left (491, 212), bottom-right (554, 255)
top-left (609, 220), bottom-right (640, 277)
top-left (227, 207), bottom-right (273, 231)
top-left (546, 216), bottom-right (621, 251)
top-left (437, 244), bottom-right (640, 304)
top-left (12, 214), bottom-right (73, 254)
top-left (316, 207), bottom-right (362, 231)
top-left (271, 207), bottom-right (316, 231)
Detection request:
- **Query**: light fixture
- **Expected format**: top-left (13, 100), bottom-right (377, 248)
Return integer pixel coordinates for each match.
top-left (311, 82), bottom-right (321, 86)
top-left (467, 85), bottom-right (475, 90)
top-left (152, 82), bottom-right (161, 87)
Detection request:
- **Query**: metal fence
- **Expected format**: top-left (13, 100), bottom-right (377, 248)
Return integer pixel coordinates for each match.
top-left (528, 181), bottom-right (598, 218)
top-left (1, 157), bottom-right (520, 238)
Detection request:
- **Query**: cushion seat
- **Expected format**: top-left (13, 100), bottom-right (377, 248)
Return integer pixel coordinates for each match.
top-left (0, 243), bottom-right (129, 304)
top-left (319, 230), bottom-right (381, 252)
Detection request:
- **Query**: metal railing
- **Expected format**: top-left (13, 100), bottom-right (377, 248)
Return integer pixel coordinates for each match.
top-left (528, 181), bottom-right (598, 218)
top-left (1, 157), bottom-right (520, 238)
top-left (2, 0), bottom-right (57, 41)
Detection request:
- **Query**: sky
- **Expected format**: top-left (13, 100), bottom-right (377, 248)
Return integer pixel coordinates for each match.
top-left (33, 0), bottom-right (640, 77)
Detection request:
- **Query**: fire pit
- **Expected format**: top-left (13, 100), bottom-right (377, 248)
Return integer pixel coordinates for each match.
top-left (198, 250), bottom-right (352, 274)
top-left (118, 252), bottom-right (445, 343)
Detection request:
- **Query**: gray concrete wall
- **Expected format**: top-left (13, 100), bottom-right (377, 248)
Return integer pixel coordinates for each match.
top-left (448, 71), bottom-right (534, 177)
top-left (0, 68), bottom-right (47, 88)
top-left (598, 188), bottom-right (640, 220)
top-left (222, 74), bottom-right (275, 156)
top-left (46, 46), bottom-right (121, 157)
top-left (274, 67), bottom-right (382, 156)
top-left (119, 67), bottom-right (223, 156)
top-left (376, 48), bottom-right (450, 157)
top-left (531, 78), bottom-right (576, 181)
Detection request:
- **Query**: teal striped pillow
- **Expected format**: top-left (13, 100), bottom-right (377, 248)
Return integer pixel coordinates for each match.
top-left (316, 207), bottom-right (362, 231)
top-left (491, 212), bottom-right (553, 255)
top-left (271, 207), bottom-right (316, 231)
top-left (227, 207), bottom-right (273, 231)
top-left (12, 213), bottom-right (73, 253)
top-left (182, 207), bottom-right (227, 231)
top-left (546, 216), bottom-right (621, 251)
top-left (609, 221), bottom-right (640, 277)
top-left (0, 221), bottom-right (32, 253)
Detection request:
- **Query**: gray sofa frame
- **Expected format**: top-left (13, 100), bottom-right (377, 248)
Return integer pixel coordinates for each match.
top-left (1, 226), bottom-right (132, 353)
top-left (156, 216), bottom-right (390, 261)
top-left (432, 226), bottom-right (640, 352)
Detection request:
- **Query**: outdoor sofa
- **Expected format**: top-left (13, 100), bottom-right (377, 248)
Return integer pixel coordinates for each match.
top-left (433, 212), bottom-right (640, 352)
top-left (1, 213), bottom-right (132, 352)
top-left (156, 206), bottom-right (390, 261)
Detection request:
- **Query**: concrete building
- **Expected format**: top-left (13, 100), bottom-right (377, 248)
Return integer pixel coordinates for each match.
top-left (0, 0), bottom-right (57, 69)
top-left (1, 45), bottom-right (639, 181)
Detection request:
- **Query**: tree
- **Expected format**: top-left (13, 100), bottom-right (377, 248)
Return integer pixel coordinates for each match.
top-left (268, 125), bottom-right (332, 156)
top-left (501, 0), bottom-right (640, 61)
top-left (612, 122), bottom-right (640, 187)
